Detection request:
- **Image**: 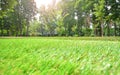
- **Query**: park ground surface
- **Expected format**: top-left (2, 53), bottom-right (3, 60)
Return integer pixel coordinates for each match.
top-left (0, 37), bottom-right (120, 75)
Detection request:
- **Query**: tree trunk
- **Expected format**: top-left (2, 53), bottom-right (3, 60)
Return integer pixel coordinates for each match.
top-left (77, 22), bottom-right (80, 36)
top-left (26, 23), bottom-right (29, 36)
top-left (114, 23), bottom-right (117, 36)
top-left (65, 25), bottom-right (67, 36)
top-left (20, 29), bottom-right (22, 36)
top-left (1, 27), bottom-right (3, 36)
top-left (40, 24), bottom-right (43, 36)
top-left (7, 29), bottom-right (9, 36)
top-left (77, 23), bottom-right (82, 36)
top-left (1, 18), bottom-right (4, 36)
top-left (16, 31), bottom-right (18, 37)
top-left (107, 22), bottom-right (110, 36)
top-left (100, 22), bottom-right (104, 37)
top-left (20, 24), bottom-right (22, 36)
top-left (94, 28), bottom-right (96, 36)
top-left (119, 25), bottom-right (120, 36)
top-left (19, 19), bottom-right (22, 36)
top-left (15, 27), bottom-right (18, 36)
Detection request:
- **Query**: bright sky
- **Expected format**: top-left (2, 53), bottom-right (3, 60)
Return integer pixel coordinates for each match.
top-left (34, 0), bottom-right (60, 8)
top-left (34, 0), bottom-right (60, 20)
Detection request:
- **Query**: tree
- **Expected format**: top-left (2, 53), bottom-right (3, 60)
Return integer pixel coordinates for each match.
top-left (0, 0), bottom-right (16, 36)
top-left (93, 0), bottom-right (105, 37)
top-left (21, 0), bottom-right (37, 36)
top-left (0, 0), bottom-right (120, 37)
top-left (0, 0), bottom-right (16, 18)
top-left (108, 0), bottom-right (120, 36)
top-left (39, 0), bottom-right (58, 36)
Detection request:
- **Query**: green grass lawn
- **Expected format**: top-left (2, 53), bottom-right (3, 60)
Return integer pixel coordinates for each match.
top-left (0, 37), bottom-right (120, 75)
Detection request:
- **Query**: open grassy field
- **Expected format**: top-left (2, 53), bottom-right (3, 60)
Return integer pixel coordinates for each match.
top-left (0, 37), bottom-right (120, 75)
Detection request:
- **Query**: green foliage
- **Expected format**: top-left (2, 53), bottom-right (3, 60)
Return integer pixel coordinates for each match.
top-left (0, 0), bottom-right (37, 36)
top-left (94, 0), bottom-right (105, 20)
top-left (83, 28), bottom-right (92, 36)
top-left (0, 0), bottom-right (120, 36)
top-left (0, 0), bottom-right (17, 18)
top-left (29, 20), bottom-right (41, 36)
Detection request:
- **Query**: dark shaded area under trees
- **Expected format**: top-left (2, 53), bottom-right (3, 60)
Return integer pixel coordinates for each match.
top-left (0, 0), bottom-right (120, 37)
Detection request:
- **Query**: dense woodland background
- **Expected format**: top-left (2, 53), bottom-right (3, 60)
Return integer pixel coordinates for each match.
top-left (0, 0), bottom-right (120, 37)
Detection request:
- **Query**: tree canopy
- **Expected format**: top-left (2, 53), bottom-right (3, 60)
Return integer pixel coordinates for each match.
top-left (0, 0), bottom-right (120, 36)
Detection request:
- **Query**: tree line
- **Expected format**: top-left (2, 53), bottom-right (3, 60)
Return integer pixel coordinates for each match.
top-left (0, 0), bottom-right (36, 36)
top-left (0, 0), bottom-right (120, 37)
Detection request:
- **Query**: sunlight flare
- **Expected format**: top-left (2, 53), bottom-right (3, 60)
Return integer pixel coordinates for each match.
top-left (34, 0), bottom-right (53, 8)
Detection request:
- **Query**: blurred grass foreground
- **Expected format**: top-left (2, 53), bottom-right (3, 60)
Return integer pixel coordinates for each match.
top-left (0, 37), bottom-right (120, 75)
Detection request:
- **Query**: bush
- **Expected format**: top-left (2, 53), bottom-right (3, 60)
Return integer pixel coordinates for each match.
top-left (83, 28), bottom-right (92, 36)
